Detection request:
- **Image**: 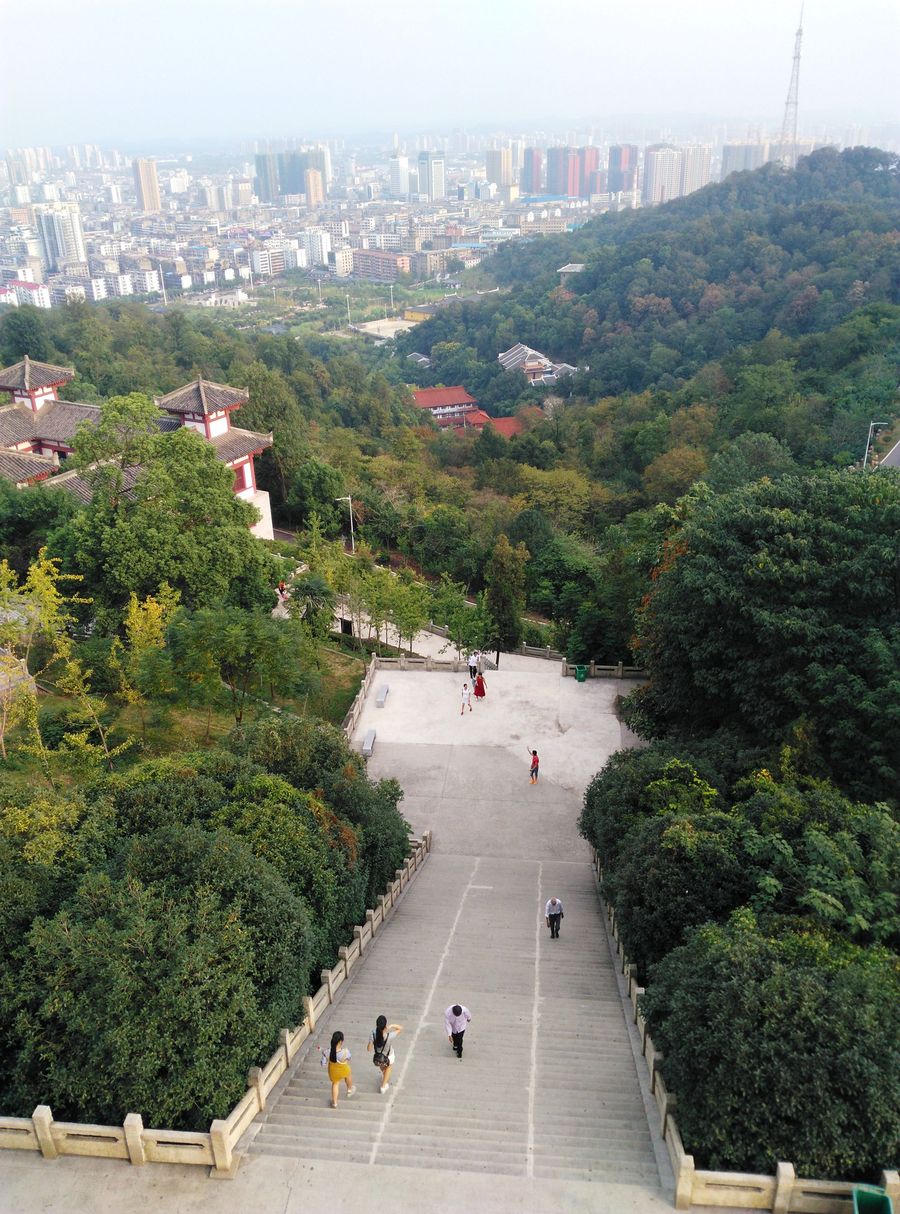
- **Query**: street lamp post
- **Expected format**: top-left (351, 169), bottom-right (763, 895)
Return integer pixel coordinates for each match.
top-left (863, 420), bottom-right (890, 469)
top-left (336, 495), bottom-right (355, 553)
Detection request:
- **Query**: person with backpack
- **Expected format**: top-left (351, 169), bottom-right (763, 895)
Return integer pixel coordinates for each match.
top-left (366, 1014), bottom-right (404, 1094)
top-left (320, 1030), bottom-right (355, 1108)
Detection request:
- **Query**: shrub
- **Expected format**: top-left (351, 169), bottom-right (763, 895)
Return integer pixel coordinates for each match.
top-left (522, 619), bottom-right (550, 647)
top-left (610, 811), bottom-right (757, 976)
top-left (37, 705), bottom-right (95, 751)
top-left (6, 849), bottom-right (310, 1130)
top-left (641, 910), bottom-right (900, 1179)
top-left (231, 716), bottom-right (410, 902)
top-left (579, 746), bottom-right (720, 874)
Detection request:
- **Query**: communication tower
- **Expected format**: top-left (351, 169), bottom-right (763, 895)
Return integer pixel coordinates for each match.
top-left (778, 7), bottom-right (804, 168)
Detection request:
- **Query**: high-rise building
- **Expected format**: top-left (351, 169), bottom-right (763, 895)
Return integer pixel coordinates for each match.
top-left (254, 154), bottom-right (279, 203)
top-left (304, 168), bottom-right (324, 208)
top-left (608, 144), bottom-right (638, 193)
top-left (389, 154), bottom-right (409, 198)
top-left (587, 169), bottom-right (608, 195)
top-left (485, 147), bottom-right (512, 187)
top-left (546, 147), bottom-right (579, 196)
top-left (278, 151), bottom-right (308, 195)
top-left (307, 146), bottom-right (332, 192)
top-left (520, 147), bottom-right (543, 194)
top-left (577, 146), bottom-right (600, 198)
top-left (720, 142), bottom-right (768, 179)
top-left (132, 158), bottom-right (161, 211)
top-left (642, 145), bottom-right (681, 205)
top-left (418, 151), bottom-right (445, 201)
top-left (35, 204), bottom-right (86, 271)
top-left (679, 146), bottom-right (712, 196)
top-left (299, 230), bottom-right (332, 266)
top-left (234, 180), bottom-right (253, 207)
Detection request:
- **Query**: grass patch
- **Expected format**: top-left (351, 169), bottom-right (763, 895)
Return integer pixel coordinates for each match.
top-left (273, 644), bottom-right (366, 725)
top-left (1, 644), bottom-right (368, 785)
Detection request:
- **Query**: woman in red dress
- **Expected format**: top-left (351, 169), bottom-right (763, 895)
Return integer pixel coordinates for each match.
top-left (473, 673), bottom-right (487, 700)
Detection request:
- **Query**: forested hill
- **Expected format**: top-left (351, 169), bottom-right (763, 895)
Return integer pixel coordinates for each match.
top-left (397, 147), bottom-right (900, 398)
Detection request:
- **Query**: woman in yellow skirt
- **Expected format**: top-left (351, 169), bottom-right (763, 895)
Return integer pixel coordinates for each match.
top-left (322, 1030), bottom-right (355, 1108)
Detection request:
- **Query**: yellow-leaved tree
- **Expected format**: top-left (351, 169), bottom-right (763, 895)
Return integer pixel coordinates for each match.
top-left (109, 583), bottom-right (180, 735)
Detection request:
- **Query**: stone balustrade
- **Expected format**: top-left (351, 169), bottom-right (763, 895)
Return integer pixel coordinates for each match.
top-left (0, 831), bottom-right (432, 1178)
top-left (589, 846), bottom-right (899, 1212)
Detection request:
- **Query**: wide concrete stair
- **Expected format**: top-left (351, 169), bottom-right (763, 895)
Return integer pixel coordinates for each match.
top-left (248, 855), bottom-right (661, 1187)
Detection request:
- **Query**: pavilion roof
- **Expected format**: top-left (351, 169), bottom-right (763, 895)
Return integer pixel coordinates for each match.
top-left (0, 356), bottom-right (75, 392)
top-left (155, 377), bottom-right (249, 416)
top-left (209, 426), bottom-right (273, 464)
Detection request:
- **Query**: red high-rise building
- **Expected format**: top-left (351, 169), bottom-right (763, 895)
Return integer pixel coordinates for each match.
top-left (546, 147), bottom-right (579, 196)
top-left (608, 144), bottom-right (638, 193)
top-left (577, 146), bottom-right (600, 197)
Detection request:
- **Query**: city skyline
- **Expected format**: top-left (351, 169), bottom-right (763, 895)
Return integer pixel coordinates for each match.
top-left (1, 0), bottom-right (898, 146)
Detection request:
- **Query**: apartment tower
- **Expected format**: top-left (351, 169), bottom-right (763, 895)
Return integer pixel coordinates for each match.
top-left (132, 158), bottom-right (161, 211)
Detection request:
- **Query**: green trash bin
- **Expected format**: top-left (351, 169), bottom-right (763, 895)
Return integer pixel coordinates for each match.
top-left (574, 665), bottom-right (587, 683)
top-left (853, 1185), bottom-right (893, 1214)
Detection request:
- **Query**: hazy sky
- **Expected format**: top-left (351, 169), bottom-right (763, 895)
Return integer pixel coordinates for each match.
top-left (2, 0), bottom-right (897, 146)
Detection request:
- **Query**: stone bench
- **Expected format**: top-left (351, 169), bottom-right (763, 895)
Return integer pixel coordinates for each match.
top-left (362, 729), bottom-right (376, 758)
top-left (376, 684), bottom-right (390, 708)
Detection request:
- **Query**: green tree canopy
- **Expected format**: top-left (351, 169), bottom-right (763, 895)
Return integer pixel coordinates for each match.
top-left (484, 534), bottom-right (529, 653)
top-left (61, 427), bottom-right (277, 614)
top-left (641, 909), bottom-right (900, 1179)
top-left (630, 470), bottom-right (900, 801)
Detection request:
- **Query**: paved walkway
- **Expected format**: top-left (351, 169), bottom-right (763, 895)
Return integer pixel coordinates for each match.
top-left (1, 666), bottom-right (687, 1213)
top-left (245, 667), bottom-right (667, 1201)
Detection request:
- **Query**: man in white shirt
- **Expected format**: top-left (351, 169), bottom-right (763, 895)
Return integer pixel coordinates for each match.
top-left (545, 896), bottom-right (564, 939)
top-left (460, 683), bottom-right (472, 714)
top-left (467, 652), bottom-right (478, 680)
top-left (444, 1003), bottom-right (471, 1059)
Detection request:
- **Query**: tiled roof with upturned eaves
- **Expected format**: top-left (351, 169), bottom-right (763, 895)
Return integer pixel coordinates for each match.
top-left (0, 450), bottom-right (57, 484)
top-left (0, 357), bottom-right (75, 392)
top-left (209, 426), bottom-right (273, 464)
top-left (155, 377), bottom-right (249, 416)
top-left (0, 400), bottom-right (101, 447)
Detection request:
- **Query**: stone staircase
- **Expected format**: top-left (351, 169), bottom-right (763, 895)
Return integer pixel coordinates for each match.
top-left (247, 854), bottom-right (661, 1188)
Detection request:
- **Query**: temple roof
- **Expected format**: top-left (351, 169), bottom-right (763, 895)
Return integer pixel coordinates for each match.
top-left (0, 356), bottom-right (76, 392)
top-left (46, 464), bottom-right (143, 505)
top-left (209, 426), bottom-right (273, 464)
top-left (0, 400), bottom-right (101, 446)
top-left (27, 400), bottom-right (102, 442)
top-left (411, 386), bottom-right (476, 409)
top-left (0, 406), bottom-right (37, 446)
top-left (0, 449), bottom-right (57, 484)
top-left (155, 377), bottom-right (249, 416)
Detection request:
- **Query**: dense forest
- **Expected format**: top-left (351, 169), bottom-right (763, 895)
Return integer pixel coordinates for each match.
top-left (0, 147), bottom-right (897, 1166)
top-left (4, 149), bottom-right (897, 669)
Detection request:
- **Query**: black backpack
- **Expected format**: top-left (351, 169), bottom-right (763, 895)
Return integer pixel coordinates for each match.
top-left (372, 1030), bottom-right (390, 1067)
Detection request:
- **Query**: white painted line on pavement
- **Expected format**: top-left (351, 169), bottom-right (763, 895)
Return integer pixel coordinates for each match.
top-left (368, 856), bottom-right (481, 1167)
top-left (526, 860), bottom-right (543, 1178)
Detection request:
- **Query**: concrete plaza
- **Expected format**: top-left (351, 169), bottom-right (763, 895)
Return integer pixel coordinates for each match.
top-left (0, 661), bottom-right (711, 1213)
